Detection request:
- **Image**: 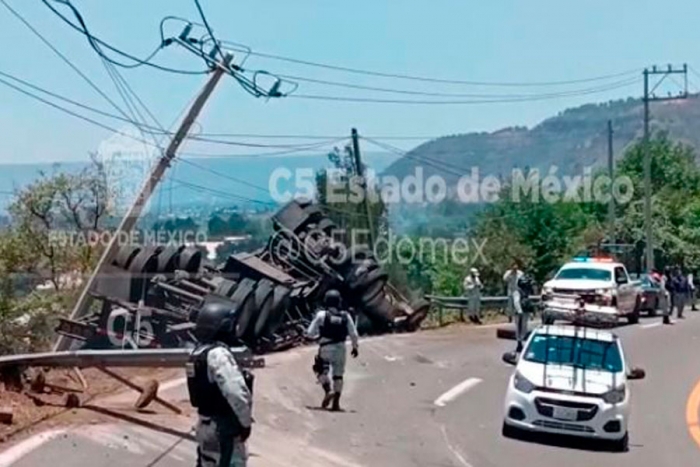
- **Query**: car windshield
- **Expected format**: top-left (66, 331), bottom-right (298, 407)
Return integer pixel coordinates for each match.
top-left (523, 334), bottom-right (623, 373)
top-left (555, 268), bottom-right (611, 281)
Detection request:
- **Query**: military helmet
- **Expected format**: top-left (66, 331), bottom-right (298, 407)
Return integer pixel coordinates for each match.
top-left (194, 302), bottom-right (236, 343)
top-left (324, 289), bottom-right (342, 308)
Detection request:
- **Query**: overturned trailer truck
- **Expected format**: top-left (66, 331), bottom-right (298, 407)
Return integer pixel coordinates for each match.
top-left (57, 200), bottom-right (430, 354)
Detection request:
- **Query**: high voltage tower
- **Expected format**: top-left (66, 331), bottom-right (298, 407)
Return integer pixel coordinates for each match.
top-left (642, 64), bottom-right (688, 272)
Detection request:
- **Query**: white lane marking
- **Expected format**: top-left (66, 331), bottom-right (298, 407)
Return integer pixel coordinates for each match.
top-left (440, 425), bottom-right (473, 467)
top-left (0, 429), bottom-right (67, 467)
top-left (434, 377), bottom-right (482, 407)
top-left (641, 322), bottom-right (662, 329)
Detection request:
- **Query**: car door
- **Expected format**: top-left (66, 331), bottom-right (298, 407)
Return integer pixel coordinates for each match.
top-left (614, 267), bottom-right (632, 312)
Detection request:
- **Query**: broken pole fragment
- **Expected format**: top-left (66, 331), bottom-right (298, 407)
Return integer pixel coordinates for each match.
top-left (96, 367), bottom-right (182, 414)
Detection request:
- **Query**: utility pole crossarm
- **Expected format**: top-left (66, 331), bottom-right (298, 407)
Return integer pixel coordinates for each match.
top-left (56, 55), bottom-right (233, 352)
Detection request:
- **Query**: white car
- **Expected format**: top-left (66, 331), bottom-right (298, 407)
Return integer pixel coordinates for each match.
top-left (501, 324), bottom-right (645, 451)
top-left (541, 257), bottom-right (642, 325)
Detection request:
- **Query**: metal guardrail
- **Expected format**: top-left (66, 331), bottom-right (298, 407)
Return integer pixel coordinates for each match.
top-left (0, 348), bottom-right (264, 370)
top-left (424, 294), bottom-right (542, 326)
top-left (424, 294), bottom-right (542, 305)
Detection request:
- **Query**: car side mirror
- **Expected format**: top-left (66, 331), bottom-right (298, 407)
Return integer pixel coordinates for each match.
top-left (628, 367), bottom-right (646, 380)
top-left (502, 351), bottom-right (518, 366)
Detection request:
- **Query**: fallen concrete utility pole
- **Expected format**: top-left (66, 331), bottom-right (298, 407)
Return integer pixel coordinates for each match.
top-left (56, 54), bottom-right (234, 352)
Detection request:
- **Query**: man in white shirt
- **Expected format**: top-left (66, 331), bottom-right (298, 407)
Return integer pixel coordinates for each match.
top-left (463, 267), bottom-right (483, 324)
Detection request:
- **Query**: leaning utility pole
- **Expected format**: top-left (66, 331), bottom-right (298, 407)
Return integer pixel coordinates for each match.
top-left (351, 128), bottom-right (375, 249)
top-left (642, 64), bottom-right (688, 272)
top-left (607, 120), bottom-right (615, 243)
top-left (55, 55), bottom-right (233, 352)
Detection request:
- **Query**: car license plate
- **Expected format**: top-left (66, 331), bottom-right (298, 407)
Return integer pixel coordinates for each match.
top-left (552, 406), bottom-right (578, 421)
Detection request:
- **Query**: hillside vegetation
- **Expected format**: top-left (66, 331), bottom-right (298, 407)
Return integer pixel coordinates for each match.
top-left (386, 95), bottom-right (700, 182)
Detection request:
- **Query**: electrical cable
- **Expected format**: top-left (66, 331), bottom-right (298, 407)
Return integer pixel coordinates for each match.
top-left (0, 0), bottom-right (131, 121)
top-left (40, 0), bottom-right (209, 74)
top-left (287, 77), bottom-right (639, 105)
top-left (277, 73), bottom-right (642, 99)
top-left (177, 158), bottom-right (274, 195)
top-left (169, 177), bottom-right (275, 206)
top-left (0, 74), bottom-right (157, 147)
top-left (193, 0), bottom-right (223, 61)
top-left (223, 43), bottom-right (640, 88)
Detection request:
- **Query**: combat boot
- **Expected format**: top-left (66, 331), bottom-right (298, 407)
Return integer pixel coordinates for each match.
top-left (330, 393), bottom-right (342, 412)
top-left (321, 383), bottom-right (333, 409)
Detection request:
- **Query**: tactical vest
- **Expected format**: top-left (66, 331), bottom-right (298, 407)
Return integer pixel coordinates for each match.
top-left (186, 343), bottom-right (254, 425)
top-left (319, 309), bottom-right (349, 343)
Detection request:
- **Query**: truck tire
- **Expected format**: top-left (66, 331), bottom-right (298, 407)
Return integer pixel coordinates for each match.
top-left (230, 278), bottom-right (256, 339)
top-left (251, 279), bottom-right (275, 339)
top-left (114, 245), bottom-right (141, 270)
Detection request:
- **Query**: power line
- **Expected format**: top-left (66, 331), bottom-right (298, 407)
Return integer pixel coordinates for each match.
top-left (0, 0), bottom-right (131, 120)
top-left (0, 67), bottom-right (351, 153)
top-left (225, 44), bottom-right (640, 88)
top-left (169, 177), bottom-right (275, 206)
top-left (40, 0), bottom-right (208, 75)
top-left (0, 74), bottom-right (157, 147)
top-left (0, 72), bottom-right (347, 159)
top-left (177, 158), bottom-right (274, 195)
top-left (277, 73), bottom-right (642, 99)
top-left (287, 77), bottom-right (639, 105)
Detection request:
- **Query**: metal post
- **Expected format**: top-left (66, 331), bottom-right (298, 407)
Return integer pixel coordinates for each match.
top-left (643, 69), bottom-right (653, 272)
top-left (351, 128), bottom-right (375, 249)
top-left (56, 55), bottom-right (233, 351)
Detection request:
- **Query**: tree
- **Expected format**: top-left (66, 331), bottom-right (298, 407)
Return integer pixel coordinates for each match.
top-left (316, 144), bottom-right (387, 247)
top-left (8, 157), bottom-right (109, 291)
top-left (616, 134), bottom-right (700, 270)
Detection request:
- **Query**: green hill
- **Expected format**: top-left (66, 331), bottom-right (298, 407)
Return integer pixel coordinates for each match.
top-left (385, 94), bottom-right (700, 184)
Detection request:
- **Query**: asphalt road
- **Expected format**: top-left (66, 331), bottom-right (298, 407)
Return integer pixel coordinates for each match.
top-left (3, 312), bottom-right (700, 466)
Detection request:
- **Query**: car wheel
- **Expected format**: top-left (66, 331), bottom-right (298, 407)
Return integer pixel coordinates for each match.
top-left (501, 421), bottom-right (521, 439)
top-left (627, 299), bottom-right (640, 325)
top-left (610, 432), bottom-right (629, 452)
top-left (649, 298), bottom-right (658, 317)
top-left (542, 312), bottom-right (555, 325)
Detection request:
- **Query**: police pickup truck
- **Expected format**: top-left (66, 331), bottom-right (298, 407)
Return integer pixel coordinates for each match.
top-left (541, 257), bottom-right (642, 325)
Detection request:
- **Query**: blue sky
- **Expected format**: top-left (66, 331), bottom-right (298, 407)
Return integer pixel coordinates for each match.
top-left (1, 0), bottom-right (699, 164)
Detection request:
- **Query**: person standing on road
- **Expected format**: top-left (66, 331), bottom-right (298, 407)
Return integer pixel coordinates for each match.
top-left (463, 267), bottom-right (483, 325)
top-left (514, 273), bottom-right (535, 353)
top-left (662, 266), bottom-right (674, 325)
top-left (504, 262), bottom-right (524, 324)
top-left (306, 289), bottom-right (359, 412)
top-left (672, 267), bottom-right (689, 319)
top-left (187, 302), bottom-right (254, 467)
top-left (688, 271), bottom-right (697, 311)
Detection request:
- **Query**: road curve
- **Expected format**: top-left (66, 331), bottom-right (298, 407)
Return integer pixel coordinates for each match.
top-left (3, 314), bottom-right (700, 466)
